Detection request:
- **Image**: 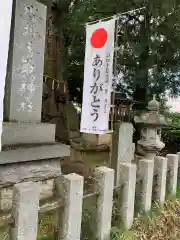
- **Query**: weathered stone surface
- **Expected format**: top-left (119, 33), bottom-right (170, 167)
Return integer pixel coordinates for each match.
top-left (111, 123), bottom-right (135, 185)
top-left (166, 154), bottom-right (178, 195)
top-left (135, 96), bottom-right (167, 160)
top-left (119, 163), bottom-right (136, 229)
top-left (154, 156), bottom-right (167, 205)
top-left (11, 182), bottom-right (40, 240)
top-left (4, 0), bottom-right (47, 122)
top-left (2, 122), bottom-right (55, 146)
top-left (94, 167), bottom-right (114, 240)
top-left (0, 187), bottom-right (13, 210)
top-left (0, 143), bottom-right (69, 165)
top-left (0, 179), bottom-right (54, 211)
top-left (82, 133), bottom-right (111, 146)
top-left (0, 159), bottom-right (61, 187)
top-left (139, 159), bottom-right (154, 212)
top-left (117, 123), bottom-right (134, 164)
top-left (177, 152), bottom-right (180, 184)
top-left (56, 173), bottom-right (84, 240)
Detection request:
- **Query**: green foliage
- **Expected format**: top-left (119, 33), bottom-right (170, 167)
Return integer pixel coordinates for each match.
top-left (64, 0), bottom-right (180, 102)
top-left (112, 191), bottom-right (180, 240)
top-left (161, 112), bottom-right (180, 154)
top-left (111, 227), bottom-right (135, 240)
top-left (37, 212), bottom-right (55, 240)
top-left (41, 0), bottom-right (180, 103)
top-left (81, 196), bottom-right (97, 240)
top-left (165, 112), bottom-right (180, 135)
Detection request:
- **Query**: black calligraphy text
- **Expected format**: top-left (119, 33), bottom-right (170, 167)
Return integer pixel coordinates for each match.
top-left (90, 55), bottom-right (103, 122)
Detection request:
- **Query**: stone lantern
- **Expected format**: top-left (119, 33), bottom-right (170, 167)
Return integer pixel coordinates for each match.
top-left (134, 95), bottom-right (167, 161)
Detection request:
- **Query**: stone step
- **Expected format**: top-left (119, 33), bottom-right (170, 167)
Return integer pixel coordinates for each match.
top-left (2, 122), bottom-right (56, 146)
top-left (0, 143), bottom-right (70, 165)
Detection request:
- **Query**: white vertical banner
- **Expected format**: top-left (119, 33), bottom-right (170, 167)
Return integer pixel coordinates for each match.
top-left (0, 0), bottom-right (13, 150)
top-left (80, 18), bottom-right (116, 134)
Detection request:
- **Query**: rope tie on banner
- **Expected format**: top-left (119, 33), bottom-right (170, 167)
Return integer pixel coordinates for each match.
top-left (85, 7), bottom-right (146, 26)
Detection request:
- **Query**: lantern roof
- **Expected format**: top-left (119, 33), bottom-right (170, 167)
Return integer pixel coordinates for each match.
top-left (134, 95), bottom-right (167, 127)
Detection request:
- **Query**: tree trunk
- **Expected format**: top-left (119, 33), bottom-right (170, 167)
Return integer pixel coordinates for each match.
top-left (133, 8), bottom-right (150, 109)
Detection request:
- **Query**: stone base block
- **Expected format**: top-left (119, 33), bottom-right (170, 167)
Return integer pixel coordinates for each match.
top-left (2, 122), bottom-right (55, 146)
top-left (0, 159), bottom-right (61, 187)
top-left (70, 148), bottom-right (109, 168)
top-left (0, 144), bottom-right (70, 165)
top-left (81, 133), bottom-right (112, 145)
top-left (0, 158), bottom-right (61, 211)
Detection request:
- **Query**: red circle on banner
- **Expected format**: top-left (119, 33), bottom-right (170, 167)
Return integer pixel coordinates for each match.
top-left (90, 28), bottom-right (108, 48)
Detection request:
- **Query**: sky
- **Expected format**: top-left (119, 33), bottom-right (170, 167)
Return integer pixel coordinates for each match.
top-left (167, 97), bottom-right (180, 112)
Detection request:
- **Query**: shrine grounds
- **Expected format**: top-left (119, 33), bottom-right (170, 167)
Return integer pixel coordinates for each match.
top-left (37, 186), bottom-right (180, 240)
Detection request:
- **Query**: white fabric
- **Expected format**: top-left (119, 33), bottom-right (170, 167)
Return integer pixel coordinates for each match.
top-left (0, 0), bottom-right (13, 150)
top-left (80, 18), bottom-right (116, 134)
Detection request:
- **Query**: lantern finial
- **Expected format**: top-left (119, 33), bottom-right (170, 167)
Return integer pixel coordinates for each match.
top-left (147, 95), bottom-right (160, 111)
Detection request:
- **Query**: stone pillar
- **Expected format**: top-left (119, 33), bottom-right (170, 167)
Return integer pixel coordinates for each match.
top-left (4, 0), bottom-right (47, 122)
top-left (0, 0), bottom-right (13, 151)
top-left (153, 156), bottom-right (167, 205)
top-left (58, 173), bottom-right (84, 240)
top-left (177, 152), bottom-right (180, 184)
top-left (119, 163), bottom-right (136, 229)
top-left (94, 166), bottom-right (114, 240)
top-left (11, 182), bottom-right (40, 240)
top-left (166, 154), bottom-right (178, 195)
top-left (111, 122), bottom-right (135, 185)
top-left (138, 159), bottom-right (154, 212)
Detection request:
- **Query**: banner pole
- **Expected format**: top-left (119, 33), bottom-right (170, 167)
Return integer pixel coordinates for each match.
top-left (109, 18), bottom-right (119, 167)
top-left (111, 19), bottom-right (119, 132)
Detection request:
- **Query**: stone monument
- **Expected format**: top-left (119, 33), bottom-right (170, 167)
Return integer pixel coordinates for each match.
top-left (0, 0), bottom-right (70, 214)
top-left (2, 0), bottom-right (55, 146)
top-left (0, 0), bottom-right (13, 150)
